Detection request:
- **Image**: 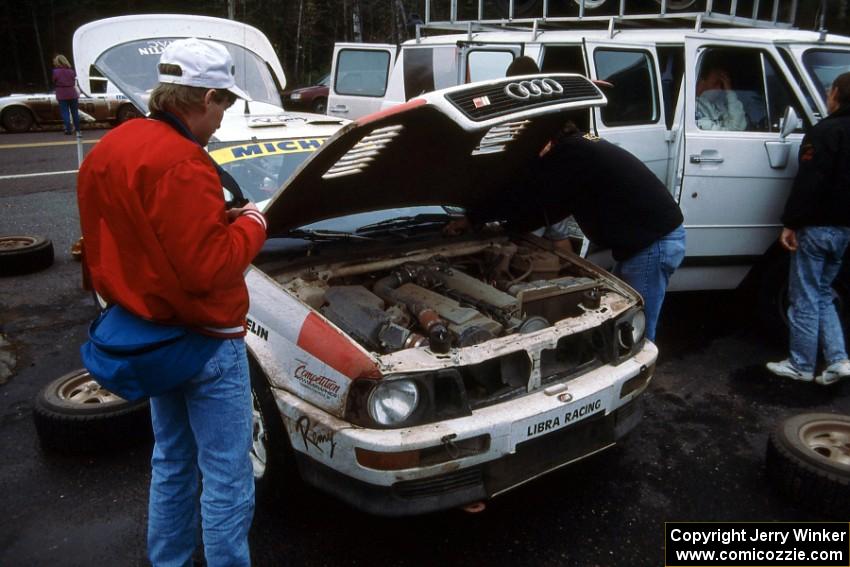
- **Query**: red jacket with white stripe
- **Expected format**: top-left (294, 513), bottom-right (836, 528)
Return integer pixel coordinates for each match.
top-left (78, 118), bottom-right (266, 336)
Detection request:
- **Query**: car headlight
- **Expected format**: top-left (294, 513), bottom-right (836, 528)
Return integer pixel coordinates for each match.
top-left (629, 310), bottom-right (646, 344)
top-left (367, 379), bottom-right (420, 425)
top-left (291, 93), bottom-right (302, 100)
top-left (618, 309), bottom-right (646, 350)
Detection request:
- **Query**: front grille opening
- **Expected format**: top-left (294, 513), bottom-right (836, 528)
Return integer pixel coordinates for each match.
top-left (540, 331), bottom-right (598, 384)
top-left (619, 363), bottom-right (654, 399)
top-left (421, 434), bottom-right (490, 467)
top-left (461, 350), bottom-right (532, 408)
top-left (394, 467), bottom-right (484, 499)
top-left (519, 287), bottom-right (587, 324)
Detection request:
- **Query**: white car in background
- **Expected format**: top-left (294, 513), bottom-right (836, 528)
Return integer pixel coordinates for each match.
top-left (43, 14), bottom-right (658, 517)
top-left (0, 80), bottom-right (141, 133)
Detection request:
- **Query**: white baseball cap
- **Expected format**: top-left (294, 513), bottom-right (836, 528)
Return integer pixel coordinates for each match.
top-left (158, 37), bottom-right (252, 101)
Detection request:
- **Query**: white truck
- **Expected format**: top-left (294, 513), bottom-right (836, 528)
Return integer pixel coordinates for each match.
top-left (326, 0), bottom-right (850, 327)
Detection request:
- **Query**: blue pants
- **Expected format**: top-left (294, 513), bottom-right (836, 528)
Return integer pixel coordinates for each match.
top-left (148, 338), bottom-right (254, 567)
top-left (788, 226), bottom-right (850, 373)
top-left (614, 224), bottom-right (686, 341)
top-left (58, 99), bottom-right (80, 133)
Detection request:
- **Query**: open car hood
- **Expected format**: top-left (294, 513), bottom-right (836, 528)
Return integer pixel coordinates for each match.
top-left (73, 14), bottom-right (287, 113)
top-left (264, 74), bottom-right (606, 235)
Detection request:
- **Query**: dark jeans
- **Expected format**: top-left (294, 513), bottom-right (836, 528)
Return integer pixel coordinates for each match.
top-left (614, 224), bottom-right (687, 341)
top-left (58, 98), bottom-right (80, 133)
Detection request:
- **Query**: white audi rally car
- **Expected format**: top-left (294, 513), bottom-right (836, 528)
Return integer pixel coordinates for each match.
top-left (75, 15), bottom-right (657, 516)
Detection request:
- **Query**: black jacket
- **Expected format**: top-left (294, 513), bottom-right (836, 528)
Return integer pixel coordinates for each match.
top-left (531, 133), bottom-right (683, 261)
top-left (782, 105), bottom-right (850, 229)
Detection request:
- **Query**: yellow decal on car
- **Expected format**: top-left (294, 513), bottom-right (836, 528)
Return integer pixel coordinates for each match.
top-left (210, 138), bottom-right (325, 165)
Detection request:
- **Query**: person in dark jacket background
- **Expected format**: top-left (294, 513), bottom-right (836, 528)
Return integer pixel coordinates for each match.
top-left (767, 72), bottom-right (850, 385)
top-left (51, 54), bottom-right (80, 135)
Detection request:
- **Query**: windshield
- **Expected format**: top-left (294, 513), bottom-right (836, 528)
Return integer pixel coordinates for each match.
top-left (301, 206), bottom-right (459, 234)
top-left (802, 49), bottom-right (850, 100)
top-left (94, 38), bottom-right (282, 113)
top-left (208, 137), bottom-right (326, 207)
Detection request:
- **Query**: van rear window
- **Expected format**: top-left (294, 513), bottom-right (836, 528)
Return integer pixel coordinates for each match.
top-left (593, 49), bottom-right (659, 126)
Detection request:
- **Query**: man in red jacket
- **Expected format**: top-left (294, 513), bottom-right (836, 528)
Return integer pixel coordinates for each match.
top-left (78, 38), bottom-right (266, 567)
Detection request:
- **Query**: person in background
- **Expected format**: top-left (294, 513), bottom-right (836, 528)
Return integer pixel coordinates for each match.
top-left (695, 57), bottom-right (747, 131)
top-left (502, 57), bottom-right (685, 341)
top-left (77, 38), bottom-right (265, 566)
top-left (533, 123), bottom-right (686, 342)
top-left (505, 55), bottom-right (541, 77)
top-left (52, 55), bottom-right (80, 135)
top-left (766, 72), bottom-right (850, 386)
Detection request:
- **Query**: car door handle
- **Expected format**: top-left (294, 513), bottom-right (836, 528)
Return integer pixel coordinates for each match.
top-left (690, 154), bottom-right (724, 164)
top-left (329, 105), bottom-right (349, 114)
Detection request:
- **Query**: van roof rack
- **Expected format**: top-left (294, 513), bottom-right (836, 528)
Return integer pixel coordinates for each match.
top-left (419, 0), bottom-right (798, 32)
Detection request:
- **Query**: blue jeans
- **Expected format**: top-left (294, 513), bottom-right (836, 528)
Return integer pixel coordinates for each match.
top-left (148, 338), bottom-right (254, 567)
top-left (787, 226), bottom-right (850, 373)
top-left (614, 224), bottom-right (686, 341)
top-left (58, 98), bottom-right (80, 133)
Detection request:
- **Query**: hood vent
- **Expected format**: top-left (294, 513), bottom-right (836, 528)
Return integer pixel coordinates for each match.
top-left (472, 120), bottom-right (529, 156)
top-left (322, 124), bottom-right (404, 179)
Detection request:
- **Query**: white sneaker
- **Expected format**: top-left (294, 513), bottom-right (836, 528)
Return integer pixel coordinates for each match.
top-left (815, 359), bottom-right (850, 386)
top-left (766, 359), bottom-right (814, 382)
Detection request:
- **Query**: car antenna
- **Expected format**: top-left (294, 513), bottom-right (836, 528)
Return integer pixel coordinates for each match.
top-left (243, 98), bottom-right (251, 115)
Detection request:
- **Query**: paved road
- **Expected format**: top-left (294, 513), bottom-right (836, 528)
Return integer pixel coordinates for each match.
top-left (1, 128), bottom-right (848, 567)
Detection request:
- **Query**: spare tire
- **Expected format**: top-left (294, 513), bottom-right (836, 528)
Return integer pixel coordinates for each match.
top-left (33, 368), bottom-right (152, 454)
top-left (0, 235), bottom-right (54, 276)
top-left (766, 413), bottom-right (850, 518)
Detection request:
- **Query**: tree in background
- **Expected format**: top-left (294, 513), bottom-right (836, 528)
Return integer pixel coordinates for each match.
top-left (0, 0), bottom-right (848, 94)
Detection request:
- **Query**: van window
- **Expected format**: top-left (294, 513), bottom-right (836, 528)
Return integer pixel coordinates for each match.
top-left (593, 49), bottom-right (659, 126)
top-left (540, 45), bottom-right (585, 74)
top-left (695, 48), bottom-right (803, 133)
top-left (763, 54), bottom-right (805, 133)
top-left (467, 50), bottom-right (515, 82)
top-left (802, 49), bottom-right (850, 99)
top-left (335, 49), bottom-right (391, 97)
top-left (778, 47), bottom-right (818, 116)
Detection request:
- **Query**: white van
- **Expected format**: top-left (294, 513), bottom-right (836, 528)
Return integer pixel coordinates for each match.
top-left (327, 1), bottom-right (850, 324)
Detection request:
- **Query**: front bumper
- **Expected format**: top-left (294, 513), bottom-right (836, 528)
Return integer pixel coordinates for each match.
top-left (274, 341), bottom-right (657, 516)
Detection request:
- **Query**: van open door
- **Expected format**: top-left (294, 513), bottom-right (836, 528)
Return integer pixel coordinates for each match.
top-left (583, 39), bottom-right (670, 184)
top-left (679, 35), bottom-right (810, 288)
top-left (328, 43), bottom-right (395, 119)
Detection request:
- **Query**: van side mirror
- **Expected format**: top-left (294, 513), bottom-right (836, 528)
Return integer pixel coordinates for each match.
top-left (779, 106), bottom-right (800, 139)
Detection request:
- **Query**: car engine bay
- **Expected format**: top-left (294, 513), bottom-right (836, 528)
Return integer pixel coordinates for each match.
top-left (278, 239), bottom-right (625, 355)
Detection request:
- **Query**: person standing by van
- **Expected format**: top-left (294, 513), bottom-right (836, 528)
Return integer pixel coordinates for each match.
top-left (52, 55), bottom-right (80, 135)
top-left (78, 38), bottom-right (265, 565)
top-left (766, 72), bottom-right (850, 386)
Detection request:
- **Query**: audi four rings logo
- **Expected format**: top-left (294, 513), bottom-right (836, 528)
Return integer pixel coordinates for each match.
top-left (504, 78), bottom-right (564, 100)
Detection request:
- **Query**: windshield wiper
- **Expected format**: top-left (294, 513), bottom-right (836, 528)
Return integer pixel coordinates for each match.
top-left (355, 213), bottom-right (458, 235)
top-left (273, 228), bottom-right (374, 242)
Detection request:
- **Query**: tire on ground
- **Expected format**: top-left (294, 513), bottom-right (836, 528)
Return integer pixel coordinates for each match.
top-left (766, 412), bottom-right (850, 518)
top-left (33, 368), bottom-right (152, 454)
top-left (249, 355), bottom-right (300, 503)
top-left (0, 235), bottom-right (54, 276)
